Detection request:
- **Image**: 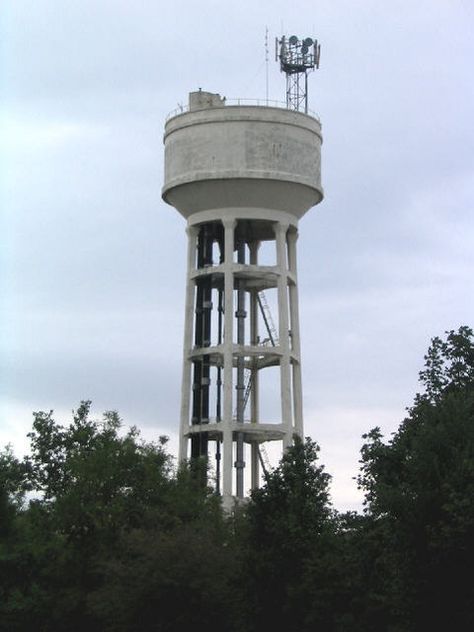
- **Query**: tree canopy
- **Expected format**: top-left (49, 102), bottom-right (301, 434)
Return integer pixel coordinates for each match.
top-left (1, 327), bottom-right (473, 631)
top-left (357, 327), bottom-right (474, 630)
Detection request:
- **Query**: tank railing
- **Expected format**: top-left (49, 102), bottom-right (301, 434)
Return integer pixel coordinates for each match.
top-left (166, 98), bottom-right (319, 121)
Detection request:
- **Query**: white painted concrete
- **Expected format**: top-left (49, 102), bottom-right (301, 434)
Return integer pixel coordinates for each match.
top-left (162, 92), bottom-right (323, 218)
top-left (162, 91), bottom-right (323, 507)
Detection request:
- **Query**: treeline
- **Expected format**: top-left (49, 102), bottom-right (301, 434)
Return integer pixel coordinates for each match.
top-left (1, 327), bottom-right (473, 631)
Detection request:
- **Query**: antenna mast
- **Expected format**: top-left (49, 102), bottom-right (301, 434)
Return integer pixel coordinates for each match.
top-left (275, 35), bottom-right (321, 113)
top-left (265, 27), bottom-right (269, 104)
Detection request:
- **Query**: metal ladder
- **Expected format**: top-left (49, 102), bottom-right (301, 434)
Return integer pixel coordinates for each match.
top-left (236, 290), bottom-right (279, 417)
top-left (234, 290), bottom-right (277, 481)
top-left (257, 443), bottom-right (272, 478)
top-left (257, 291), bottom-right (279, 347)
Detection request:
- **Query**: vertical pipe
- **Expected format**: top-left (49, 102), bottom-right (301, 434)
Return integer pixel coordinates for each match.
top-left (215, 232), bottom-right (225, 494)
top-left (179, 225), bottom-right (199, 463)
top-left (191, 229), bottom-right (203, 426)
top-left (222, 218), bottom-right (235, 501)
top-left (235, 238), bottom-right (246, 498)
top-left (216, 288), bottom-right (224, 421)
top-left (265, 27), bottom-right (269, 105)
top-left (249, 240), bottom-right (260, 490)
top-left (201, 225), bottom-right (213, 425)
top-left (304, 71), bottom-right (308, 113)
top-left (275, 222), bottom-right (293, 448)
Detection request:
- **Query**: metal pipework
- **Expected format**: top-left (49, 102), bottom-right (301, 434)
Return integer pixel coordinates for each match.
top-left (191, 223), bottom-right (223, 461)
top-left (235, 239), bottom-right (246, 498)
top-left (215, 242), bottom-right (224, 493)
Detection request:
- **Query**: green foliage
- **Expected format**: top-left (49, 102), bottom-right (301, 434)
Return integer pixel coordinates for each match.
top-left (239, 437), bottom-right (336, 632)
top-left (358, 327), bottom-right (474, 630)
top-left (247, 436), bottom-right (331, 548)
top-left (89, 514), bottom-right (235, 632)
top-left (417, 326), bottom-right (474, 403)
top-left (1, 444), bottom-right (32, 503)
top-left (1, 328), bottom-right (473, 630)
top-left (0, 403), bottom-right (177, 631)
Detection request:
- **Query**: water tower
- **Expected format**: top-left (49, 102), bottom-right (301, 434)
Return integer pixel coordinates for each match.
top-left (162, 36), bottom-right (322, 509)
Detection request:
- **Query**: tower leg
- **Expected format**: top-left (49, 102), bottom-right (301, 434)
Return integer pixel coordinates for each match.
top-left (179, 225), bottom-right (199, 463)
top-left (275, 222), bottom-right (293, 448)
top-left (235, 241), bottom-right (246, 498)
top-left (287, 229), bottom-right (304, 438)
top-left (181, 215), bottom-right (305, 504)
top-left (249, 240), bottom-right (260, 489)
top-left (222, 218), bottom-right (235, 504)
top-left (191, 225), bottom-right (214, 464)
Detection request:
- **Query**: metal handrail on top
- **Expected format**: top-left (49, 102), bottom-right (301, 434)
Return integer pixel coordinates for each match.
top-left (165, 98), bottom-right (320, 122)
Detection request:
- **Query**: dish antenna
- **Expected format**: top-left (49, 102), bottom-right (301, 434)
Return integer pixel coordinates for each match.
top-left (275, 35), bottom-right (321, 113)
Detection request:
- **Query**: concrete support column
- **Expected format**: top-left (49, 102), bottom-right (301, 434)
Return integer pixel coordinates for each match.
top-left (222, 217), bottom-right (235, 501)
top-left (287, 229), bottom-right (304, 438)
top-left (275, 222), bottom-right (293, 448)
top-left (235, 241), bottom-right (246, 499)
top-left (249, 240), bottom-right (260, 490)
top-left (179, 225), bottom-right (199, 462)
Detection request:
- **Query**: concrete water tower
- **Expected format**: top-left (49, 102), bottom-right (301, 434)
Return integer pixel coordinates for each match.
top-left (162, 36), bottom-right (323, 509)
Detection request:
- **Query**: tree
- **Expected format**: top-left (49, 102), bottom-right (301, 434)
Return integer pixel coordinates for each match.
top-left (0, 446), bottom-right (28, 536)
top-left (0, 446), bottom-right (41, 632)
top-left (358, 327), bottom-right (474, 630)
top-left (88, 503), bottom-right (235, 632)
top-left (0, 402), bottom-right (177, 631)
top-left (3, 327), bottom-right (472, 631)
top-left (0, 402), bottom-right (238, 632)
top-left (238, 436), bottom-right (336, 632)
top-left (80, 419), bottom-right (236, 632)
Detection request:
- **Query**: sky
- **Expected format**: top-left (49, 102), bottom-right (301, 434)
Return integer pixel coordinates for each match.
top-left (1, 0), bottom-right (473, 511)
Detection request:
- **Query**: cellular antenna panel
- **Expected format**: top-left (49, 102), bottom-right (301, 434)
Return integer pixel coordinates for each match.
top-left (276, 35), bottom-right (321, 113)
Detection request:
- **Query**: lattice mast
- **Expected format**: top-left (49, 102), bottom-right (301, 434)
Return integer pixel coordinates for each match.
top-left (276, 35), bottom-right (321, 113)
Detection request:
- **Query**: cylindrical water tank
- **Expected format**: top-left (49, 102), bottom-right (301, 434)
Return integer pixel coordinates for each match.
top-left (162, 92), bottom-right (323, 218)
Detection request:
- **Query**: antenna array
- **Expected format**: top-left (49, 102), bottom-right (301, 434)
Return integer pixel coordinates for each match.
top-left (275, 35), bottom-right (321, 113)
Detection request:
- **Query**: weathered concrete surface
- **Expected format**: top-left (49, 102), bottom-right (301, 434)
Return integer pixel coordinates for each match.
top-left (162, 92), bottom-right (323, 217)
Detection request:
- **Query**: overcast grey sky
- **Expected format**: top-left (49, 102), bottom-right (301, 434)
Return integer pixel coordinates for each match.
top-left (1, 0), bottom-right (473, 510)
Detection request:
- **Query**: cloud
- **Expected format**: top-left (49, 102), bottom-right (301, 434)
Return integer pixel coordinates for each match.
top-left (1, 0), bottom-right (473, 510)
